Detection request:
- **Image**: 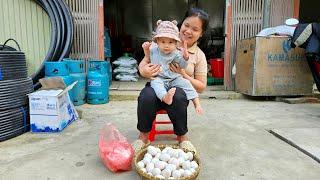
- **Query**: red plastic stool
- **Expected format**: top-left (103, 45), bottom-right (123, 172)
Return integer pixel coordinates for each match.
top-left (148, 109), bottom-right (176, 142)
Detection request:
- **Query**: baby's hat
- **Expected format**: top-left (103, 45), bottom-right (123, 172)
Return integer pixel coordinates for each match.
top-left (153, 20), bottom-right (181, 42)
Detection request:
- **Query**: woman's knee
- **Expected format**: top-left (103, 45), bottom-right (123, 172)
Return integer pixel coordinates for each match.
top-left (172, 87), bottom-right (188, 105)
top-left (138, 86), bottom-right (157, 105)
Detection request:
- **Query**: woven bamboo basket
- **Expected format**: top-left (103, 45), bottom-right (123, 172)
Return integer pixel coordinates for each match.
top-left (134, 144), bottom-right (201, 180)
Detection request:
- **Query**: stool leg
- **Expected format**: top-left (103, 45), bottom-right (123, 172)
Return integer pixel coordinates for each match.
top-left (148, 120), bottom-right (156, 142)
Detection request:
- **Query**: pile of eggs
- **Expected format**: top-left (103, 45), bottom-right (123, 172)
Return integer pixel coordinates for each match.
top-left (136, 145), bottom-right (199, 179)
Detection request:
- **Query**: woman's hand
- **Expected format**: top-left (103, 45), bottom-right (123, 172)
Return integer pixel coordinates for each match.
top-left (139, 63), bottom-right (161, 79)
top-left (169, 63), bottom-right (188, 78)
top-left (181, 41), bottom-right (189, 60)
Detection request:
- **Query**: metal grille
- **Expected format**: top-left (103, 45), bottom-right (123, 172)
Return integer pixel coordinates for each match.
top-left (269, 0), bottom-right (295, 26)
top-left (65, 0), bottom-right (101, 60)
top-left (227, 0), bottom-right (265, 89)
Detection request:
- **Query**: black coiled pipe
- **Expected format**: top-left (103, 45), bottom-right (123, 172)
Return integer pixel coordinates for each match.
top-left (31, 0), bottom-right (74, 89)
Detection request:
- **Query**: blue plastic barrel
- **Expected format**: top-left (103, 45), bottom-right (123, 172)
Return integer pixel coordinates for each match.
top-left (87, 60), bottom-right (109, 104)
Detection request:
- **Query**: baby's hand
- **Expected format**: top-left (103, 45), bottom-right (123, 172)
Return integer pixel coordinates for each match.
top-left (142, 42), bottom-right (151, 54)
top-left (182, 41), bottom-right (189, 60)
top-left (195, 106), bottom-right (204, 115)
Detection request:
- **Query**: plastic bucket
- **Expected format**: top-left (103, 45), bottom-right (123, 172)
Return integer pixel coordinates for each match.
top-left (209, 58), bottom-right (224, 78)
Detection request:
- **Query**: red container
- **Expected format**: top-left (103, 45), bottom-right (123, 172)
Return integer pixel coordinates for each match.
top-left (209, 58), bottom-right (224, 78)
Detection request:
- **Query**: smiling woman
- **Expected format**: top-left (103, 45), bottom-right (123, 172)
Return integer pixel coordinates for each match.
top-left (133, 7), bottom-right (210, 154)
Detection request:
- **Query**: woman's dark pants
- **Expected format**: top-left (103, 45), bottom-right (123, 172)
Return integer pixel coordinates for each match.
top-left (137, 83), bottom-right (189, 136)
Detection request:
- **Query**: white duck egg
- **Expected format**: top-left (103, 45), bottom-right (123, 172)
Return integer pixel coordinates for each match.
top-left (168, 157), bottom-right (175, 164)
top-left (177, 149), bottom-right (184, 155)
top-left (186, 152), bottom-right (193, 161)
top-left (155, 161), bottom-right (166, 170)
top-left (155, 148), bottom-right (161, 153)
top-left (143, 157), bottom-right (152, 164)
top-left (146, 162), bottom-right (154, 173)
top-left (152, 168), bottom-right (161, 176)
top-left (182, 161), bottom-right (191, 170)
top-left (137, 161), bottom-right (145, 169)
top-left (171, 150), bottom-right (179, 158)
top-left (155, 152), bottom-right (161, 159)
top-left (147, 146), bottom-right (158, 156)
top-left (166, 164), bottom-right (177, 172)
top-left (177, 157), bottom-right (185, 166)
top-left (161, 168), bottom-right (171, 178)
top-left (190, 161), bottom-right (199, 169)
top-left (159, 153), bottom-right (170, 162)
top-left (178, 151), bottom-right (185, 158)
top-left (144, 153), bottom-right (152, 160)
top-left (169, 158), bottom-right (180, 168)
top-left (161, 149), bottom-right (168, 154)
top-left (190, 168), bottom-right (196, 174)
top-left (183, 169), bottom-right (192, 177)
top-left (163, 147), bottom-right (173, 152)
top-left (172, 170), bottom-right (181, 179)
top-left (151, 158), bottom-right (160, 164)
top-left (147, 145), bottom-right (154, 152)
top-left (179, 168), bottom-right (185, 176)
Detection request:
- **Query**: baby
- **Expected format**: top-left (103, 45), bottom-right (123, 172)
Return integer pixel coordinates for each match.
top-left (142, 20), bottom-right (203, 114)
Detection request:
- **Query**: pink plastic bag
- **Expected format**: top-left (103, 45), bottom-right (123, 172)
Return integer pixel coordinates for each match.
top-left (98, 123), bottom-right (134, 172)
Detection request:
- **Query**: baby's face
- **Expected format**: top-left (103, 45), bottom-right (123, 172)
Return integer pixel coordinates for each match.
top-left (156, 37), bottom-right (177, 55)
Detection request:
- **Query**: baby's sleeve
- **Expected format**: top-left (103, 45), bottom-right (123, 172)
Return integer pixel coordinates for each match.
top-left (173, 51), bottom-right (188, 69)
top-left (149, 42), bottom-right (157, 56)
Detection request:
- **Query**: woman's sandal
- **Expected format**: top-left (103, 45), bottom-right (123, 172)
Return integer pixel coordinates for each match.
top-left (131, 139), bottom-right (151, 154)
top-left (180, 140), bottom-right (197, 155)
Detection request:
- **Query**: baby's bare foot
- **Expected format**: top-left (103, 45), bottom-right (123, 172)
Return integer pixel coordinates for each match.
top-left (162, 88), bottom-right (176, 105)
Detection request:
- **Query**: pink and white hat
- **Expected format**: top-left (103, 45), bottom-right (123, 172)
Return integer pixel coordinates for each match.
top-left (153, 20), bottom-right (181, 42)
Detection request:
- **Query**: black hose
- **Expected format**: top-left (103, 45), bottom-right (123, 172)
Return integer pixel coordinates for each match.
top-left (31, 0), bottom-right (74, 88)
top-left (0, 106), bottom-right (29, 142)
top-left (0, 77), bottom-right (33, 110)
top-left (0, 52), bottom-right (28, 80)
top-left (58, 0), bottom-right (74, 59)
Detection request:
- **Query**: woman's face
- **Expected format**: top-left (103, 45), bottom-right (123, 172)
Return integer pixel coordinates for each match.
top-left (180, 16), bottom-right (203, 47)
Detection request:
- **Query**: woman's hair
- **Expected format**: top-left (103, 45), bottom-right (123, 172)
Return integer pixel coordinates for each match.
top-left (181, 7), bottom-right (210, 33)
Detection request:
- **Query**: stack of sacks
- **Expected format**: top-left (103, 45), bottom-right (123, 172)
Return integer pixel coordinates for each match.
top-left (113, 53), bottom-right (139, 82)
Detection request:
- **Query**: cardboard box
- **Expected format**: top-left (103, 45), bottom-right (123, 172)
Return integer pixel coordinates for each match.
top-left (236, 36), bottom-right (313, 96)
top-left (29, 79), bottom-right (78, 132)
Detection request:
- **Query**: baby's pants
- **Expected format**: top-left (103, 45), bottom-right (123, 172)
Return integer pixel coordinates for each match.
top-left (151, 77), bottom-right (198, 100)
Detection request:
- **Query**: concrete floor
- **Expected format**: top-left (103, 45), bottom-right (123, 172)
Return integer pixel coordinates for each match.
top-left (0, 82), bottom-right (320, 179)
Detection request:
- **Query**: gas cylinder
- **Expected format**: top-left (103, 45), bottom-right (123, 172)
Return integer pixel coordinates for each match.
top-left (87, 60), bottom-right (109, 104)
top-left (64, 59), bottom-right (86, 106)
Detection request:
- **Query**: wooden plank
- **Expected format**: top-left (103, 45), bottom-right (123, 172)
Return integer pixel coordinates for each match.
top-left (98, 0), bottom-right (104, 60)
top-left (293, 0), bottom-right (300, 19)
top-left (224, 0), bottom-right (233, 90)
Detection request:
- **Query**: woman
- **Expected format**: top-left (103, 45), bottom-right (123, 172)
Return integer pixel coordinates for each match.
top-left (133, 7), bottom-right (209, 153)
